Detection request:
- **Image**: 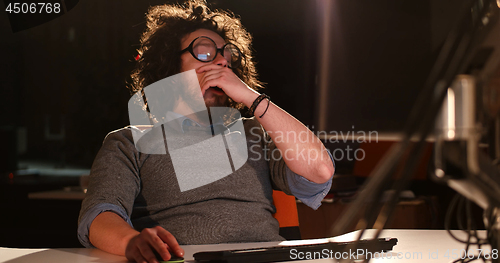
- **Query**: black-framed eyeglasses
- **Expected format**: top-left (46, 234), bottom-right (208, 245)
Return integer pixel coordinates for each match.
top-left (180, 36), bottom-right (242, 68)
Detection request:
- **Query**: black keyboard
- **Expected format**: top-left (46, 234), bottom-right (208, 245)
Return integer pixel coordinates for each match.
top-left (194, 238), bottom-right (398, 263)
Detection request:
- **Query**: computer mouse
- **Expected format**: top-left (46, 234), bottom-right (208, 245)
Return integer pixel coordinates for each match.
top-left (160, 256), bottom-right (184, 263)
top-left (154, 250), bottom-right (184, 263)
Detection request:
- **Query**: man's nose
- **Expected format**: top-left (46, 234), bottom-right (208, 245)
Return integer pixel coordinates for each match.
top-left (213, 51), bottom-right (228, 67)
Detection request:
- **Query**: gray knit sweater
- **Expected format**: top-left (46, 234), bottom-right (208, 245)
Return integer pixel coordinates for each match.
top-left (78, 117), bottom-right (295, 245)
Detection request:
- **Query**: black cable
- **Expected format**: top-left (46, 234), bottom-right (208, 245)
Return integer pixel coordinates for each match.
top-left (446, 194), bottom-right (469, 244)
top-left (458, 196), bottom-right (466, 231)
top-left (446, 195), bottom-right (491, 263)
top-left (463, 198), bottom-right (473, 263)
top-left (465, 199), bottom-right (489, 263)
top-left (466, 198), bottom-right (488, 246)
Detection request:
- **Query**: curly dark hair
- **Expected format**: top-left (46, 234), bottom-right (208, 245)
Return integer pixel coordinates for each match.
top-left (129, 0), bottom-right (262, 112)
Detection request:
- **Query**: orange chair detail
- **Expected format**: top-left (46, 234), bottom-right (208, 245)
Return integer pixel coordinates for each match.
top-left (272, 190), bottom-right (301, 239)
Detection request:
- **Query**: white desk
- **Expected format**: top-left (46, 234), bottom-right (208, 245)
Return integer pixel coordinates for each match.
top-left (0, 230), bottom-right (493, 263)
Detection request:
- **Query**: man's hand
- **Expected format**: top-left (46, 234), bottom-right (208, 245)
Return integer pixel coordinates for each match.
top-left (125, 226), bottom-right (184, 263)
top-left (196, 62), bottom-right (333, 184)
top-left (196, 64), bottom-right (257, 104)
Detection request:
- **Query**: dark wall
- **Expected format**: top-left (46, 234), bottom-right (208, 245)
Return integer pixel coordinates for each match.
top-left (1, 1), bottom-right (150, 166)
top-left (319, 0), bottom-right (469, 133)
top-left (321, 1), bottom-right (433, 133)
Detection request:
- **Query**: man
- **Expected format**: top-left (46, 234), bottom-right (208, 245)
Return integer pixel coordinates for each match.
top-left (78, 1), bottom-right (335, 263)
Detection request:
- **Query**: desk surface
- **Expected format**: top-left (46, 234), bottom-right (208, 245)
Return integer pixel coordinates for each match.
top-left (0, 230), bottom-right (493, 263)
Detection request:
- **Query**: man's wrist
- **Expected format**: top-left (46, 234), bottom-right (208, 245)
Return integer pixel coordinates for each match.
top-left (241, 89), bottom-right (260, 108)
top-left (122, 231), bottom-right (140, 255)
top-left (251, 94), bottom-right (271, 118)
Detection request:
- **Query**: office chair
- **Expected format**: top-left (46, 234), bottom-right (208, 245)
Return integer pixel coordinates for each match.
top-left (272, 190), bottom-right (301, 240)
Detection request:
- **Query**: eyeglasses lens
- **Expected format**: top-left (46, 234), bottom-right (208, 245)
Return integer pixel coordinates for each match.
top-left (224, 44), bottom-right (240, 66)
top-left (192, 37), bottom-right (240, 67)
top-left (193, 38), bottom-right (216, 62)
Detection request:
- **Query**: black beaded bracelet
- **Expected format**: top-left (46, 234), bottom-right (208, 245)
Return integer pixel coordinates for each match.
top-left (249, 93), bottom-right (270, 117)
top-left (259, 96), bottom-right (271, 118)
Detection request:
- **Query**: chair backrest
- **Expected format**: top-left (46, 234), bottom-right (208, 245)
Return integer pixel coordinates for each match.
top-left (272, 190), bottom-right (301, 240)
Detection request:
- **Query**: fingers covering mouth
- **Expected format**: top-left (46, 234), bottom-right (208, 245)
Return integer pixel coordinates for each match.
top-left (205, 86), bottom-right (225, 96)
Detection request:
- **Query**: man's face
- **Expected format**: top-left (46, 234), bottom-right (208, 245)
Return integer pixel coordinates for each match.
top-left (180, 28), bottom-right (229, 108)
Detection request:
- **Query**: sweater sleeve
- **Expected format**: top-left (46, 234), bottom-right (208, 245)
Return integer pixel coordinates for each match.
top-left (77, 127), bottom-right (144, 247)
top-left (285, 150), bottom-right (335, 210)
top-left (263, 123), bottom-right (334, 209)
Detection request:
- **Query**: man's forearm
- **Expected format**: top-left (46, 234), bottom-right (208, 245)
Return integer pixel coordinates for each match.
top-left (194, 64), bottom-right (334, 183)
top-left (89, 211), bottom-right (139, 256)
top-left (242, 92), bottom-right (335, 184)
